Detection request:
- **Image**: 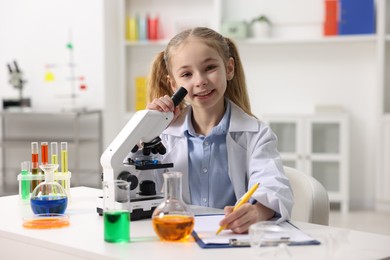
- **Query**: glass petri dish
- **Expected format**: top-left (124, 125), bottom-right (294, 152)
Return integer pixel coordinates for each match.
top-left (23, 213), bottom-right (70, 229)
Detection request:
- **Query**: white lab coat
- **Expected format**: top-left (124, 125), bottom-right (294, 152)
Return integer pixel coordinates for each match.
top-left (159, 100), bottom-right (294, 221)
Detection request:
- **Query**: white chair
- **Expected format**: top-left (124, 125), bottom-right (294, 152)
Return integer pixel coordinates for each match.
top-left (284, 166), bottom-right (330, 225)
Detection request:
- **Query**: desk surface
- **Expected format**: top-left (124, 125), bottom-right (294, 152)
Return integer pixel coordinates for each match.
top-left (0, 187), bottom-right (389, 260)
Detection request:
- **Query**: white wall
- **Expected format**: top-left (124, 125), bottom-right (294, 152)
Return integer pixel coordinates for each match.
top-left (239, 42), bottom-right (377, 209)
top-left (0, 0), bottom-right (104, 111)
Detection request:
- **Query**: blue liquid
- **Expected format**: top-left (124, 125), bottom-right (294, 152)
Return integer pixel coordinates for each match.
top-left (30, 195), bottom-right (68, 214)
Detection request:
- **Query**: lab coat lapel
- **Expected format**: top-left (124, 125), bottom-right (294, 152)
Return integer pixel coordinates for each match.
top-left (226, 133), bottom-right (248, 199)
top-left (162, 136), bottom-right (190, 203)
top-left (227, 101), bottom-right (259, 199)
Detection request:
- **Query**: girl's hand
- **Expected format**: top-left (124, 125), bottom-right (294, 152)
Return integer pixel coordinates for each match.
top-left (146, 95), bottom-right (174, 112)
top-left (219, 203), bottom-right (275, 234)
top-left (146, 95), bottom-right (182, 122)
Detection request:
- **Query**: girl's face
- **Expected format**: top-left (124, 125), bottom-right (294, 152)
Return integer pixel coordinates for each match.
top-left (168, 38), bottom-right (234, 111)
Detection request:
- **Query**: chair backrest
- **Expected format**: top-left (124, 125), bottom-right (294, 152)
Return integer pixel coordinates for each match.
top-left (284, 166), bottom-right (330, 225)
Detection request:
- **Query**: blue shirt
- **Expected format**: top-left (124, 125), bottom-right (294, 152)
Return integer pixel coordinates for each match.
top-left (184, 101), bottom-right (236, 209)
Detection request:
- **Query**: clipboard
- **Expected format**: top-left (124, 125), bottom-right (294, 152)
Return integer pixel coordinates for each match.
top-left (192, 215), bottom-right (320, 249)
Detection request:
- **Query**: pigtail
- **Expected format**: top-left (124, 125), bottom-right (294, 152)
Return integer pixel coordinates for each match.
top-left (224, 38), bottom-right (253, 117)
top-left (147, 51), bottom-right (172, 103)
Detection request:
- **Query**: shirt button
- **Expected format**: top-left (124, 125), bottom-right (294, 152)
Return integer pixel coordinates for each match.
top-left (204, 141), bottom-right (209, 146)
top-left (202, 198), bottom-right (207, 203)
top-left (202, 168), bottom-right (208, 173)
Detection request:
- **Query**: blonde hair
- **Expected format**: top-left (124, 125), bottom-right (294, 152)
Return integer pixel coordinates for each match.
top-left (147, 27), bottom-right (252, 115)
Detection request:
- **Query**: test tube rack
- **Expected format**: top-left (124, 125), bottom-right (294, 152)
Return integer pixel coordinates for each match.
top-left (17, 172), bottom-right (72, 201)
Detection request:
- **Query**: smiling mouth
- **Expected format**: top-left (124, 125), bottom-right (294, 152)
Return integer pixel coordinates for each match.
top-left (194, 89), bottom-right (214, 97)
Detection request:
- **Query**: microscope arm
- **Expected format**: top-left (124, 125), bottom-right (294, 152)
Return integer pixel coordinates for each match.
top-left (100, 87), bottom-right (188, 181)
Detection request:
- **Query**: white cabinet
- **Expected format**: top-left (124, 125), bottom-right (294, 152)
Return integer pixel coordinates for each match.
top-left (262, 114), bottom-right (350, 213)
top-left (378, 116), bottom-right (390, 211)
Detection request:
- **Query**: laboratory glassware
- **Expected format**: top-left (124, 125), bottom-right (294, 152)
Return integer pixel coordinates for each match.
top-left (23, 213), bottom-right (70, 229)
top-left (61, 142), bottom-right (68, 189)
top-left (30, 164), bottom-right (68, 214)
top-left (152, 172), bottom-right (194, 241)
top-left (41, 142), bottom-right (49, 165)
top-left (249, 221), bottom-right (292, 259)
top-left (103, 180), bottom-right (131, 243)
top-left (51, 142), bottom-right (58, 172)
top-left (31, 142), bottom-right (40, 191)
top-left (20, 161), bottom-right (30, 200)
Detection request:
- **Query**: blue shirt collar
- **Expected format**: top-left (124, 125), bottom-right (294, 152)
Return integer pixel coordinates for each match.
top-left (184, 99), bottom-right (231, 137)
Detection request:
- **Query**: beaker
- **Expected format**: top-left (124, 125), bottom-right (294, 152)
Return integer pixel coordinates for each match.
top-left (30, 164), bottom-right (68, 214)
top-left (152, 172), bottom-right (194, 241)
top-left (103, 180), bottom-right (131, 243)
top-left (249, 221), bottom-right (292, 259)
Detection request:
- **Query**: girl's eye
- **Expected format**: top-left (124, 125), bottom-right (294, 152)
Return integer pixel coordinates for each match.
top-left (180, 72), bottom-right (192, 78)
top-left (206, 65), bottom-right (217, 71)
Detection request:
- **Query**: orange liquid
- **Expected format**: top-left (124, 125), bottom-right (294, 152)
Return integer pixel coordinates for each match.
top-left (41, 144), bottom-right (48, 165)
top-left (152, 215), bottom-right (194, 241)
top-left (23, 218), bottom-right (70, 229)
top-left (31, 153), bottom-right (40, 191)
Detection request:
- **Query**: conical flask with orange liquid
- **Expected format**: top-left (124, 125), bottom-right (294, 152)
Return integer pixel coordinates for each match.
top-left (152, 172), bottom-right (194, 241)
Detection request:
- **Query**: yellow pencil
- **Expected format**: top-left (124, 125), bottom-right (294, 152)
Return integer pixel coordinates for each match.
top-left (216, 182), bottom-right (260, 235)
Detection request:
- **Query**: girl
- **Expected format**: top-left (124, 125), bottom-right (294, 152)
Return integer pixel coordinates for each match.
top-left (146, 27), bottom-right (293, 233)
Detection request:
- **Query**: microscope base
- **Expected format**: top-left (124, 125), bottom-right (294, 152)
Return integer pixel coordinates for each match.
top-left (96, 195), bottom-right (164, 221)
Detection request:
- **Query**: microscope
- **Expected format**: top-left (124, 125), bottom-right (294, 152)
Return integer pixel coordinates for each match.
top-left (4, 61), bottom-right (31, 110)
top-left (97, 87), bottom-right (188, 220)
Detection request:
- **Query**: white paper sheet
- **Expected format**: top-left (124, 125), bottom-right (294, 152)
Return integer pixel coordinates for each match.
top-left (194, 215), bottom-right (318, 245)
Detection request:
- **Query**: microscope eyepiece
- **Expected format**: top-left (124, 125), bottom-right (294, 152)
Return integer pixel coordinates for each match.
top-left (171, 86), bottom-right (188, 107)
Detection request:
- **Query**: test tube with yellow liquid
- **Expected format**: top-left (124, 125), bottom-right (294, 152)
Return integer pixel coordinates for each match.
top-left (51, 142), bottom-right (59, 189)
top-left (51, 142), bottom-right (58, 170)
top-left (60, 142), bottom-right (68, 190)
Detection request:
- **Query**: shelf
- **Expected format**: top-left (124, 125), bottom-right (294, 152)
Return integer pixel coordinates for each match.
top-left (309, 154), bottom-right (342, 161)
top-left (125, 40), bottom-right (168, 47)
top-left (123, 34), bottom-right (376, 47)
top-left (238, 35), bottom-right (376, 45)
top-left (0, 138), bottom-right (100, 144)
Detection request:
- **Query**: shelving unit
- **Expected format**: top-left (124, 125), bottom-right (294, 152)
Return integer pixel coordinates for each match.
top-left (0, 110), bottom-right (103, 194)
top-left (377, 0), bottom-right (390, 211)
top-left (262, 113), bottom-right (349, 213)
top-left (120, 0), bottom-right (378, 114)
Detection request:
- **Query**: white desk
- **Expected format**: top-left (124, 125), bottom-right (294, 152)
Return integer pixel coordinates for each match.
top-left (0, 187), bottom-right (389, 260)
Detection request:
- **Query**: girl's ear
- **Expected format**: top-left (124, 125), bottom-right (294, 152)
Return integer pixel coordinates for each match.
top-left (226, 57), bottom-right (235, 80)
top-left (167, 75), bottom-right (177, 92)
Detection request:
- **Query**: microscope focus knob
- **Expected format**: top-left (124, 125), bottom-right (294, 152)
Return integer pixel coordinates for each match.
top-left (139, 180), bottom-right (156, 196)
top-left (117, 171), bottom-right (139, 190)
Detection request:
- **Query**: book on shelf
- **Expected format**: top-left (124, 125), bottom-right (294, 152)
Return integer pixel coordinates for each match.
top-left (324, 0), bottom-right (338, 36)
top-left (338, 0), bottom-right (375, 35)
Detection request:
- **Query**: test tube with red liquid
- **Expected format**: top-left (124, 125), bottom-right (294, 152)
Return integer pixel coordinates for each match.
top-left (41, 142), bottom-right (49, 165)
top-left (31, 142), bottom-right (39, 191)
